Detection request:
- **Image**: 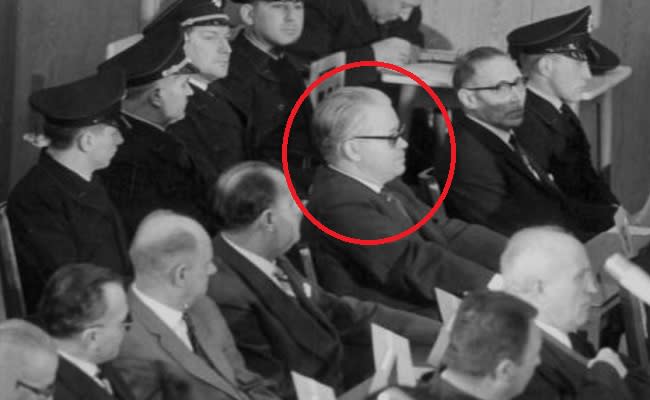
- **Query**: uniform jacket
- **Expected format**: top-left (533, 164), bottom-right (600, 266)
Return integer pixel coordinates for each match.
top-left (169, 80), bottom-right (249, 183)
top-left (287, 0), bottom-right (424, 85)
top-left (421, 375), bottom-right (482, 400)
top-left (208, 235), bottom-right (440, 399)
top-left (516, 90), bottom-right (618, 206)
top-left (55, 357), bottom-right (136, 400)
top-left (434, 113), bottom-right (615, 241)
top-left (115, 290), bottom-right (278, 400)
top-left (515, 333), bottom-right (650, 400)
top-left (99, 114), bottom-right (215, 238)
top-left (7, 151), bottom-right (131, 313)
top-left (302, 166), bottom-right (502, 317)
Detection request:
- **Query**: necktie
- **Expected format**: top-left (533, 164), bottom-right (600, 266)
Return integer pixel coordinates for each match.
top-left (96, 368), bottom-right (114, 395)
top-left (182, 312), bottom-right (216, 370)
top-left (381, 188), bottom-right (413, 223)
top-left (271, 267), bottom-right (296, 297)
top-left (509, 134), bottom-right (541, 181)
top-left (561, 103), bottom-right (582, 129)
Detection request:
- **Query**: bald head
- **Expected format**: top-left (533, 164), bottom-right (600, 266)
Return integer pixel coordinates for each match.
top-left (500, 226), bottom-right (597, 332)
top-left (0, 320), bottom-right (58, 399)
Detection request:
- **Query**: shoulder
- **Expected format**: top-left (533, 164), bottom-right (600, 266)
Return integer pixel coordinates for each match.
top-left (207, 262), bottom-right (257, 307)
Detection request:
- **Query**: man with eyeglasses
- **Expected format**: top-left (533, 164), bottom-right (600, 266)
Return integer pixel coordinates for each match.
top-left (0, 319), bottom-right (58, 400)
top-left (38, 263), bottom-right (136, 400)
top-left (434, 46), bottom-right (623, 241)
top-left (303, 86), bottom-right (507, 320)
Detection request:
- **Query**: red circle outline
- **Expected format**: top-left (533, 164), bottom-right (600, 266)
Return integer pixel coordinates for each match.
top-left (282, 60), bottom-right (456, 246)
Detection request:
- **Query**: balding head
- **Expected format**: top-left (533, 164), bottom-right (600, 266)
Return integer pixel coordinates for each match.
top-left (500, 227), bottom-right (598, 332)
top-left (130, 210), bottom-right (217, 308)
top-left (0, 319), bottom-right (57, 400)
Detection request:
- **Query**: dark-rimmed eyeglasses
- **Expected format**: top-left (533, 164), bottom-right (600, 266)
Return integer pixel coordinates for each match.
top-left (463, 76), bottom-right (528, 97)
top-left (16, 380), bottom-right (56, 398)
top-left (350, 124), bottom-right (407, 147)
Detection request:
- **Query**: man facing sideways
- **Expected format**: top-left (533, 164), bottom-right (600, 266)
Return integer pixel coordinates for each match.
top-left (303, 86), bottom-right (507, 319)
top-left (421, 291), bottom-right (541, 400)
top-left (501, 226), bottom-right (650, 400)
top-left (116, 210), bottom-right (279, 400)
top-left (38, 264), bottom-right (136, 400)
top-left (0, 320), bottom-right (58, 400)
top-left (208, 161), bottom-right (440, 398)
top-left (7, 69), bottom-right (131, 313)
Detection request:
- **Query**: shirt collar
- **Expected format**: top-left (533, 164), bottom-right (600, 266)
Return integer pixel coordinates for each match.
top-left (58, 350), bottom-right (101, 379)
top-left (221, 233), bottom-right (279, 278)
top-left (122, 110), bottom-right (166, 132)
top-left (466, 115), bottom-right (515, 149)
top-left (528, 85), bottom-right (563, 111)
top-left (536, 319), bottom-right (573, 349)
top-left (132, 284), bottom-right (185, 331)
top-left (328, 164), bottom-right (383, 194)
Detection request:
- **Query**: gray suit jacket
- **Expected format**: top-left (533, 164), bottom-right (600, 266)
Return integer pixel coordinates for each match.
top-left (115, 289), bottom-right (278, 400)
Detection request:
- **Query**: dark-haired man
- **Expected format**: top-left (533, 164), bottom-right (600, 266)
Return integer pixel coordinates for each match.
top-left (7, 69), bottom-right (131, 313)
top-left (38, 263), bottom-right (135, 400)
top-left (208, 161), bottom-right (440, 399)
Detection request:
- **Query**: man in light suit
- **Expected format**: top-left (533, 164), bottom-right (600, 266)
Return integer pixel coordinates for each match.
top-left (207, 161), bottom-right (440, 399)
top-left (38, 263), bottom-right (136, 400)
top-left (501, 227), bottom-right (650, 400)
top-left (116, 210), bottom-right (279, 400)
top-left (303, 86), bottom-right (506, 319)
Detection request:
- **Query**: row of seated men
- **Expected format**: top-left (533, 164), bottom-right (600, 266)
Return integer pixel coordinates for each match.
top-left (5, 0), bottom-right (650, 399)
top-left (3, 220), bottom-right (650, 400)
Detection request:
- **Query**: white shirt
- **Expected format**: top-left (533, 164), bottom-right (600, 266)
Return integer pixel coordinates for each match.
top-left (536, 319), bottom-right (573, 349)
top-left (528, 85), bottom-right (563, 111)
top-left (58, 350), bottom-right (112, 393)
top-left (221, 234), bottom-right (296, 297)
top-left (328, 164), bottom-right (383, 193)
top-left (466, 115), bottom-right (515, 150)
top-left (131, 284), bottom-right (194, 350)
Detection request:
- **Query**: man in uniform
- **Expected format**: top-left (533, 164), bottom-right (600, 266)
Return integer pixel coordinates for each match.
top-left (7, 69), bottom-right (131, 313)
top-left (98, 25), bottom-right (216, 238)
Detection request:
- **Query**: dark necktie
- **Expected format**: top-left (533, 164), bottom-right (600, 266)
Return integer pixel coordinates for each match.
top-left (182, 312), bottom-right (217, 370)
top-left (509, 134), bottom-right (542, 181)
top-left (380, 188), bottom-right (413, 223)
top-left (561, 103), bottom-right (582, 129)
top-left (96, 367), bottom-right (115, 396)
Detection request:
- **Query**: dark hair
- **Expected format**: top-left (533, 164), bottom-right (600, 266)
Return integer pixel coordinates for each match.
top-left (452, 46), bottom-right (508, 91)
top-left (38, 263), bottom-right (123, 338)
top-left (442, 290), bottom-right (537, 377)
top-left (211, 161), bottom-right (279, 230)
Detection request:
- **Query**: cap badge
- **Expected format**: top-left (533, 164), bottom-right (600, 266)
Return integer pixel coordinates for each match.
top-left (212, 0), bottom-right (222, 7)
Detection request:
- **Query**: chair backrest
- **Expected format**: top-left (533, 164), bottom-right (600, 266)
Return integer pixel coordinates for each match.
top-left (0, 202), bottom-right (26, 318)
top-left (620, 289), bottom-right (650, 368)
top-left (308, 51), bottom-right (345, 108)
top-left (105, 34), bottom-right (143, 59)
top-left (297, 245), bottom-right (319, 286)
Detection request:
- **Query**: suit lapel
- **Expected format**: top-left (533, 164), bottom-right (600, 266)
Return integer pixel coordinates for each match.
top-left (128, 291), bottom-right (242, 400)
top-left (100, 363), bottom-right (136, 400)
top-left (538, 335), bottom-right (588, 394)
top-left (213, 236), bottom-right (341, 362)
top-left (56, 356), bottom-right (115, 400)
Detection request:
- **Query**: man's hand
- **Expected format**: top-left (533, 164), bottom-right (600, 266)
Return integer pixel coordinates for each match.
top-left (371, 37), bottom-right (413, 66)
top-left (588, 348), bottom-right (628, 378)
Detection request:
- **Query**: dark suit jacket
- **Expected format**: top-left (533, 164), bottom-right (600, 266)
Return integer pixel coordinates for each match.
top-left (55, 357), bottom-right (135, 400)
top-left (421, 375), bottom-right (482, 400)
top-left (208, 235), bottom-right (440, 399)
top-left (115, 290), bottom-right (278, 400)
top-left (302, 166), bottom-right (502, 317)
top-left (7, 151), bottom-right (131, 313)
top-left (434, 113), bottom-right (614, 241)
top-left (516, 90), bottom-right (618, 206)
top-left (99, 114), bottom-right (215, 238)
top-left (287, 0), bottom-right (424, 85)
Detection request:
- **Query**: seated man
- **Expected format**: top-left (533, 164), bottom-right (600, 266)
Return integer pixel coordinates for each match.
top-left (421, 291), bottom-right (541, 400)
top-left (7, 69), bottom-right (131, 313)
top-left (508, 6), bottom-right (621, 208)
top-left (144, 0), bottom-right (249, 181)
top-left (223, 0), bottom-right (319, 194)
top-left (38, 263), bottom-right (136, 400)
top-left (304, 86), bottom-right (506, 319)
top-left (117, 210), bottom-right (279, 400)
top-left (288, 0), bottom-right (424, 85)
top-left (208, 161), bottom-right (440, 399)
top-left (98, 25), bottom-right (216, 238)
top-left (501, 226), bottom-right (650, 400)
top-left (434, 47), bottom-right (623, 241)
top-left (0, 320), bottom-right (58, 400)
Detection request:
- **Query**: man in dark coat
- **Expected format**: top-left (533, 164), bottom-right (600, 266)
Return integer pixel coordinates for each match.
top-left (7, 69), bottom-right (132, 313)
top-left (287, 0), bottom-right (424, 85)
top-left (144, 0), bottom-right (251, 182)
top-left (501, 227), bottom-right (650, 400)
top-left (508, 6), bottom-right (620, 208)
top-left (434, 47), bottom-right (619, 241)
top-left (207, 161), bottom-right (440, 399)
top-left (303, 86), bottom-right (506, 319)
top-left (39, 264), bottom-right (136, 400)
top-left (98, 25), bottom-right (216, 238)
